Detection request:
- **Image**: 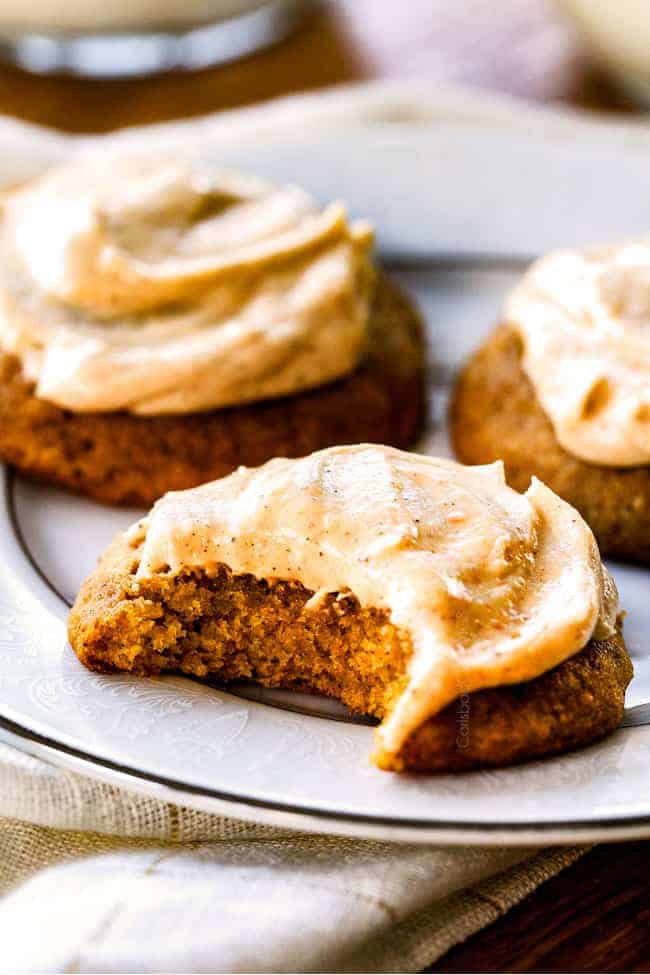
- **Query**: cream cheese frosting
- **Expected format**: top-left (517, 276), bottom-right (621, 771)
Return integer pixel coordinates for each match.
top-left (0, 156), bottom-right (374, 414)
top-left (132, 444), bottom-right (617, 759)
top-left (507, 241), bottom-right (650, 467)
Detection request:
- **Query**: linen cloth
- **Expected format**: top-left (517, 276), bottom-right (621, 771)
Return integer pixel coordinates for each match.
top-left (0, 742), bottom-right (585, 974)
top-left (0, 83), bottom-right (599, 973)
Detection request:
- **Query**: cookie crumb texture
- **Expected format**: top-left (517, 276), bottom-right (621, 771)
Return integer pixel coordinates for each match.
top-left (451, 326), bottom-right (650, 563)
top-left (0, 276), bottom-right (425, 506)
top-left (69, 532), bottom-right (632, 773)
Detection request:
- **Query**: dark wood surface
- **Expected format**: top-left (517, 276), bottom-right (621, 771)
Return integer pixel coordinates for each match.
top-left (431, 842), bottom-right (650, 973)
top-left (0, 1), bottom-right (647, 971)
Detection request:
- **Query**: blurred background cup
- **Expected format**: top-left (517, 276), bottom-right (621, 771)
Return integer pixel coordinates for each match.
top-left (0, 0), bottom-right (308, 78)
top-left (557, 0), bottom-right (650, 104)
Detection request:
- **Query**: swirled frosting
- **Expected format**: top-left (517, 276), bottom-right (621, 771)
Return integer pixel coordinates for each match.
top-left (0, 156), bottom-right (373, 414)
top-left (133, 444), bottom-right (617, 759)
top-left (507, 241), bottom-right (650, 466)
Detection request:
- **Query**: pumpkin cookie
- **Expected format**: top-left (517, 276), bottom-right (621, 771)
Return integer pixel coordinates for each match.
top-left (0, 157), bottom-right (425, 506)
top-left (69, 445), bottom-right (631, 772)
top-left (451, 240), bottom-right (650, 562)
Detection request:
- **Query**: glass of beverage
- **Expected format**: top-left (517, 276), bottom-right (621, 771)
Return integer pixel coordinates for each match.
top-left (0, 0), bottom-right (307, 78)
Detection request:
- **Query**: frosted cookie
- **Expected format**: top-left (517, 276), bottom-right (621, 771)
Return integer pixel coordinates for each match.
top-left (0, 157), bottom-right (425, 505)
top-left (69, 445), bottom-right (631, 772)
top-left (451, 240), bottom-right (650, 562)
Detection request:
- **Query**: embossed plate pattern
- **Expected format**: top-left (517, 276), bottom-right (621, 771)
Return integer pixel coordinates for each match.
top-left (1, 113), bottom-right (650, 843)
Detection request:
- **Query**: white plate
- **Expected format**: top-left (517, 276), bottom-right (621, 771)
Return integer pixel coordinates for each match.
top-left (1, 113), bottom-right (650, 845)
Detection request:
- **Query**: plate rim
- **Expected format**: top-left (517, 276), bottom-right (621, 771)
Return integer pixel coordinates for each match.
top-left (3, 712), bottom-right (650, 845)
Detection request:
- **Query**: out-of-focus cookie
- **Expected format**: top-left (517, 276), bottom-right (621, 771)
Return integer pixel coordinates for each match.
top-left (0, 156), bottom-right (425, 505)
top-left (451, 239), bottom-right (650, 562)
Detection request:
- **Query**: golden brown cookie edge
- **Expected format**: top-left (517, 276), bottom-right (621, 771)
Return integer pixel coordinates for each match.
top-left (450, 325), bottom-right (650, 563)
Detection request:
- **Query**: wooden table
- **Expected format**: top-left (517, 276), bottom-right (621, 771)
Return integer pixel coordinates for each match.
top-left (0, 2), bottom-right (647, 971)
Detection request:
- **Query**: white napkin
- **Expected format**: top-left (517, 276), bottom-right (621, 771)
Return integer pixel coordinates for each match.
top-left (0, 743), bottom-right (584, 973)
top-left (0, 83), bottom-right (593, 973)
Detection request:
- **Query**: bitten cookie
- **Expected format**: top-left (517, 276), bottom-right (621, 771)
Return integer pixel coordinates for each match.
top-left (69, 445), bottom-right (632, 772)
